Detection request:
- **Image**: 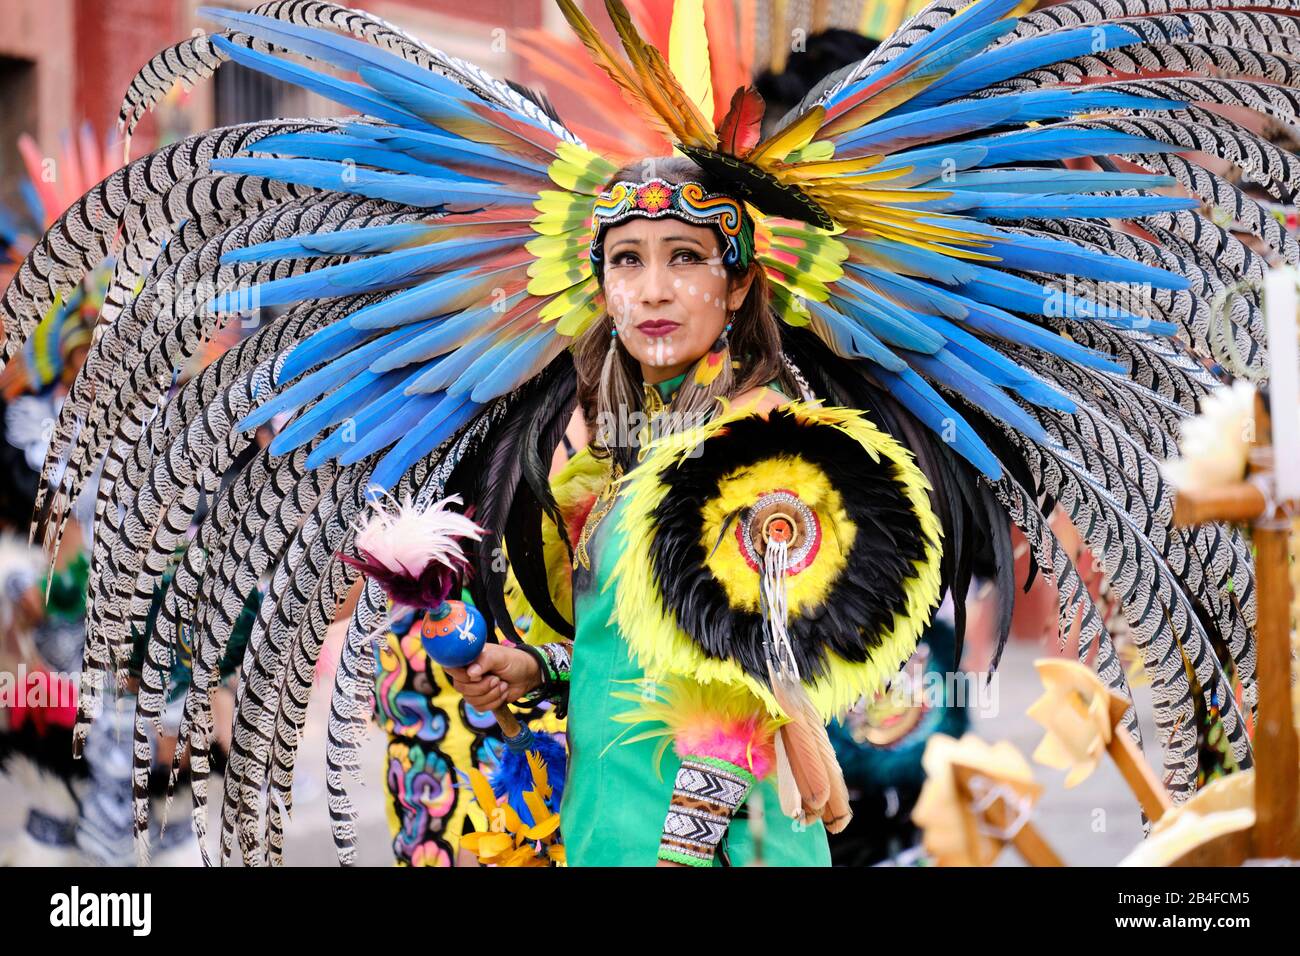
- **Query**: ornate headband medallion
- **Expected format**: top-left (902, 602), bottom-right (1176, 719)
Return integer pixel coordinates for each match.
top-left (589, 178), bottom-right (753, 270)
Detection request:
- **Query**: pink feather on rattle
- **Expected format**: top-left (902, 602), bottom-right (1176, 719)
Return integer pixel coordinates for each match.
top-left (340, 492), bottom-right (486, 609)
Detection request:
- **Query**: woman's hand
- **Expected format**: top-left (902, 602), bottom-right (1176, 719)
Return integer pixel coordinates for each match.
top-left (444, 644), bottom-right (542, 712)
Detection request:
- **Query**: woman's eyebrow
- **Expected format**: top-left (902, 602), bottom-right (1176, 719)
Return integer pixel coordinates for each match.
top-left (661, 234), bottom-right (706, 247)
top-left (606, 238), bottom-right (643, 254)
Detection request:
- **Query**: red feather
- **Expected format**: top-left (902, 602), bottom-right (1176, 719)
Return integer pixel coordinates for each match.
top-left (717, 85), bottom-right (765, 158)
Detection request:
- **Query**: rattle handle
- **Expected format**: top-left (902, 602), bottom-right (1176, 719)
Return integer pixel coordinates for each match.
top-left (494, 706), bottom-right (523, 738)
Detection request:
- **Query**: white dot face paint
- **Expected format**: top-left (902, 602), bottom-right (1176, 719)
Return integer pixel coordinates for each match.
top-left (598, 216), bottom-right (742, 381)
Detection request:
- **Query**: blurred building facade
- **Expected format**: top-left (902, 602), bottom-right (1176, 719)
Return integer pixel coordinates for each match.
top-left (0, 0), bottom-right (571, 214)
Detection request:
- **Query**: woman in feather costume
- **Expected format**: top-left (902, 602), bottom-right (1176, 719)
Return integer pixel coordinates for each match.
top-left (0, 0), bottom-right (1284, 864)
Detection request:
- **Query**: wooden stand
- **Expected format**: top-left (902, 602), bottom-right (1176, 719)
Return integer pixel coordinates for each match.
top-left (951, 763), bottom-right (1064, 867)
top-left (1169, 398), bottom-right (1300, 862)
top-left (1105, 691), bottom-right (1175, 824)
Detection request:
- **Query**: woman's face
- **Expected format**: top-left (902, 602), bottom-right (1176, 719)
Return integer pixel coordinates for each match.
top-left (601, 217), bottom-right (753, 383)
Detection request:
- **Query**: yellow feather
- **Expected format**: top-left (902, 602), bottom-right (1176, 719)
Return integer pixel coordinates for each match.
top-left (464, 767), bottom-right (499, 814)
top-left (603, 0), bottom-right (717, 148)
top-left (609, 675), bottom-right (784, 777)
top-left (556, 0), bottom-right (678, 142)
top-left (532, 275), bottom-right (597, 317)
top-left (786, 140), bottom-right (836, 163)
top-left (772, 155), bottom-right (886, 179)
top-left (554, 293), bottom-right (603, 337)
top-left (524, 231), bottom-right (588, 261)
top-left (526, 256), bottom-right (590, 294)
top-left (748, 106), bottom-right (826, 166)
top-left (669, 0), bottom-right (714, 122)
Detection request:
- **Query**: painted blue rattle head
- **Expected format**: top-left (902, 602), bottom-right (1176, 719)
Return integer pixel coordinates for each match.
top-left (419, 599), bottom-right (489, 668)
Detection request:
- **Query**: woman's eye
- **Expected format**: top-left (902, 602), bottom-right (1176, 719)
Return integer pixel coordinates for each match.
top-left (610, 253), bottom-right (640, 267)
top-left (671, 250), bottom-right (703, 264)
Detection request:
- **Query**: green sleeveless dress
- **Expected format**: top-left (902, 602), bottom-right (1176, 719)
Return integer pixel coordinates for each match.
top-left (559, 374), bottom-right (831, 867)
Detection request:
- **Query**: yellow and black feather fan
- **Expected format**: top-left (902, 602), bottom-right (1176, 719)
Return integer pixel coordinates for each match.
top-left (610, 400), bottom-right (943, 722)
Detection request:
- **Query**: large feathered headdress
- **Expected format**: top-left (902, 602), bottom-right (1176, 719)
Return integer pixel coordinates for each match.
top-left (0, 0), bottom-right (1283, 863)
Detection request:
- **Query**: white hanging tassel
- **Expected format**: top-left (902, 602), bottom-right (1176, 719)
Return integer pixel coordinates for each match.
top-left (761, 536), bottom-right (799, 683)
top-left (761, 528), bottom-right (852, 834)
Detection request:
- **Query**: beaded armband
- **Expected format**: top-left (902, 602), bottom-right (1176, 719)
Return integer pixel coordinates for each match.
top-left (518, 641), bottom-right (573, 716)
top-left (658, 756), bottom-right (755, 867)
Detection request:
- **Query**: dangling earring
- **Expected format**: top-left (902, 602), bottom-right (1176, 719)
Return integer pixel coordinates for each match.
top-left (675, 313), bottom-right (735, 425)
top-left (599, 324), bottom-right (620, 394)
top-left (692, 315), bottom-right (733, 389)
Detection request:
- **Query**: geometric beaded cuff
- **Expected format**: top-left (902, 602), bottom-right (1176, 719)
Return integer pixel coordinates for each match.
top-left (657, 756), bottom-right (755, 867)
top-left (536, 641), bottom-right (573, 686)
top-left (516, 641), bottom-right (573, 717)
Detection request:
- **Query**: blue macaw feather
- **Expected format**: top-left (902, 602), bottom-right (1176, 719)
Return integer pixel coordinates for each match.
top-left (920, 168), bottom-right (1175, 194)
top-left (962, 126), bottom-right (1182, 166)
top-left (309, 388), bottom-right (441, 469)
top-left (18, 180), bottom-right (44, 230)
top-left (453, 320), bottom-right (551, 398)
top-left (405, 328), bottom-right (500, 395)
top-left (828, 0), bottom-right (1021, 112)
top-left (0, 207), bottom-right (24, 245)
top-left (202, 8), bottom-right (479, 106)
top-left (844, 235), bottom-right (981, 285)
top-left (873, 365), bottom-right (1002, 479)
top-left (246, 131), bottom-right (495, 181)
top-left (205, 5), bottom-right (559, 152)
top-left (221, 222), bottom-right (445, 265)
top-left (280, 317), bottom-right (378, 384)
top-left (834, 97), bottom-right (1019, 157)
top-left (357, 66), bottom-right (556, 153)
top-left (842, 264), bottom-right (969, 321)
top-left (371, 289), bottom-right (532, 371)
top-left (269, 365), bottom-right (417, 455)
top-left (908, 349), bottom-right (1053, 445)
top-left (944, 339), bottom-right (1070, 410)
top-left (342, 123), bottom-right (550, 175)
top-left (904, 24), bottom-right (1145, 110)
top-left (802, 299), bottom-right (909, 371)
top-left (369, 395), bottom-right (483, 491)
top-left (867, 0), bottom-right (1024, 78)
top-left (966, 227), bottom-right (1189, 290)
top-left (990, 89), bottom-right (1185, 124)
top-left (240, 319), bottom-right (438, 431)
top-left (924, 192), bottom-right (1197, 220)
top-left (349, 262), bottom-right (527, 330)
top-left (918, 311), bottom-right (1075, 412)
top-left (890, 193), bottom-right (992, 213)
top-left (952, 262), bottom-right (1179, 334)
top-left (479, 732), bottom-right (567, 828)
top-left (210, 35), bottom-right (422, 129)
top-left (944, 292), bottom-right (1121, 372)
top-left (831, 281), bottom-right (948, 353)
top-left (869, 144), bottom-right (989, 185)
top-left (210, 156), bottom-right (533, 209)
top-left (208, 234), bottom-right (528, 313)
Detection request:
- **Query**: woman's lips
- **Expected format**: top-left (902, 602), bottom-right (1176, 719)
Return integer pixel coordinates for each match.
top-left (636, 320), bottom-right (680, 337)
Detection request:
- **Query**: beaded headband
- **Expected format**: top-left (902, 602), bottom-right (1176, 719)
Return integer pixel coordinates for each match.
top-left (589, 178), bottom-right (754, 272)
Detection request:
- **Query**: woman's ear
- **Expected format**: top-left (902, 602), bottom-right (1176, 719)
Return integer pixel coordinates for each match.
top-left (725, 267), bottom-right (757, 312)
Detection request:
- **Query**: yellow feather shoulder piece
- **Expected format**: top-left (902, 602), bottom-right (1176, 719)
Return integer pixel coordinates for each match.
top-left (608, 399), bottom-right (942, 721)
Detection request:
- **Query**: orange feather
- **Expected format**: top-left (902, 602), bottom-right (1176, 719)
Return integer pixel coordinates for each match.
top-left (603, 0), bottom-right (718, 148)
top-left (556, 0), bottom-right (680, 145)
